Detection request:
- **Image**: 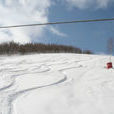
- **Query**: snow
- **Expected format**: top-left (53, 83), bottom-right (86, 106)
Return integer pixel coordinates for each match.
top-left (0, 53), bottom-right (114, 114)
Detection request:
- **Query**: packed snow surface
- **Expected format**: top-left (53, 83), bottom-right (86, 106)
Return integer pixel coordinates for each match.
top-left (0, 53), bottom-right (114, 114)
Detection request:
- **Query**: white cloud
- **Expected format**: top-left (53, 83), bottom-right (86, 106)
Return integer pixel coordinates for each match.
top-left (0, 0), bottom-right (51, 44)
top-left (65, 0), bottom-right (114, 9)
top-left (96, 0), bottom-right (110, 8)
top-left (50, 26), bottom-right (67, 37)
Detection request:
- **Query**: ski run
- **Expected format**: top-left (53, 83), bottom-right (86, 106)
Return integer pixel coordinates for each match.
top-left (0, 53), bottom-right (114, 114)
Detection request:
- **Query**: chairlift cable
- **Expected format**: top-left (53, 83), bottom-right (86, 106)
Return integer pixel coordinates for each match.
top-left (0, 18), bottom-right (114, 29)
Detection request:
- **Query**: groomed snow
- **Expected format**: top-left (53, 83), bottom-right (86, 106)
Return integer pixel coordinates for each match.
top-left (0, 53), bottom-right (114, 114)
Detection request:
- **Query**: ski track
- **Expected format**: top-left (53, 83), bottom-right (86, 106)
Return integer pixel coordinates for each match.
top-left (0, 54), bottom-right (107, 114)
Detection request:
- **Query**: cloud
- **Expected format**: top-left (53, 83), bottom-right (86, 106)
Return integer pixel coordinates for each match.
top-left (0, 0), bottom-right (51, 43)
top-left (50, 26), bottom-right (67, 37)
top-left (64, 0), bottom-right (114, 9)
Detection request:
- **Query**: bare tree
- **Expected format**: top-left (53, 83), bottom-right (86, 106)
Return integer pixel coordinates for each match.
top-left (107, 38), bottom-right (114, 61)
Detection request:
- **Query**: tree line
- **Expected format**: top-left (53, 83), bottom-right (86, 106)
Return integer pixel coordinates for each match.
top-left (0, 42), bottom-right (93, 55)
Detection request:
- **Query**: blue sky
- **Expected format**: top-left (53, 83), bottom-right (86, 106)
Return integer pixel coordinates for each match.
top-left (0, 0), bottom-right (114, 54)
top-left (46, 1), bottom-right (114, 54)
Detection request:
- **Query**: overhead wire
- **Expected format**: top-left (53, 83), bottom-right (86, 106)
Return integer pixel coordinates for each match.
top-left (0, 18), bottom-right (114, 29)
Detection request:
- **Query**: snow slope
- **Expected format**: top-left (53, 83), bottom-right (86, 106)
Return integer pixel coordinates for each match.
top-left (0, 53), bottom-right (114, 114)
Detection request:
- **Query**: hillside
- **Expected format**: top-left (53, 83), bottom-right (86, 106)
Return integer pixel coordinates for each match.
top-left (0, 53), bottom-right (114, 114)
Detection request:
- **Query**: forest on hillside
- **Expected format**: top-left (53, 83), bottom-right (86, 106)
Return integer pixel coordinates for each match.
top-left (0, 42), bottom-right (93, 55)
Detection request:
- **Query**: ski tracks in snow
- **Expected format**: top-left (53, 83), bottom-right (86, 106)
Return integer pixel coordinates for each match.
top-left (0, 54), bottom-right (103, 114)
